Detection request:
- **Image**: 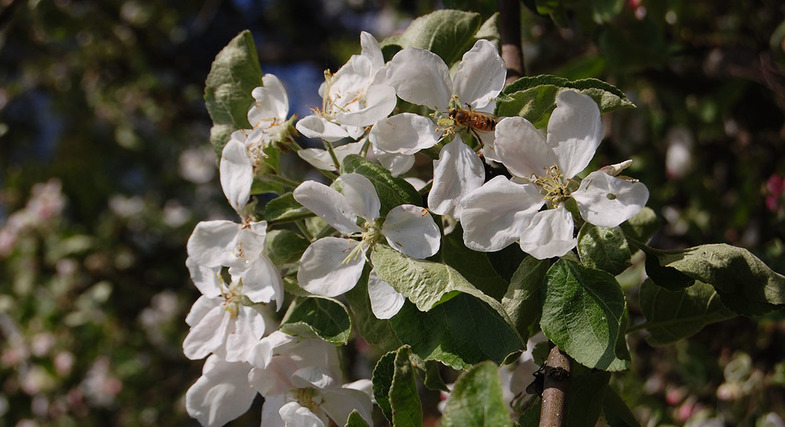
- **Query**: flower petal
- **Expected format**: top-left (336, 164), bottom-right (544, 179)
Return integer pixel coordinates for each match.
top-left (297, 142), bottom-right (364, 172)
top-left (386, 47), bottom-right (452, 110)
top-left (261, 395), bottom-right (286, 427)
top-left (337, 173), bottom-right (380, 222)
top-left (428, 137), bottom-right (485, 217)
top-left (220, 134), bottom-right (253, 213)
top-left (452, 39), bottom-right (506, 110)
top-left (369, 113), bottom-right (440, 155)
top-left (279, 402), bottom-right (326, 427)
top-left (360, 31), bottom-right (384, 71)
top-left (185, 295), bottom-right (220, 327)
top-left (460, 177), bottom-right (543, 252)
top-left (322, 388), bottom-right (374, 426)
top-left (382, 205), bottom-right (441, 259)
top-left (293, 181), bottom-right (362, 234)
top-left (572, 170), bottom-right (649, 227)
top-left (547, 91), bottom-right (604, 178)
top-left (185, 355), bottom-right (255, 427)
top-left (224, 305), bottom-right (266, 362)
top-left (187, 220), bottom-right (241, 268)
top-left (186, 258), bottom-right (222, 298)
top-left (519, 207), bottom-right (577, 259)
top-left (335, 83), bottom-right (397, 127)
top-left (238, 255), bottom-right (284, 309)
top-left (372, 147), bottom-right (415, 177)
top-left (296, 115), bottom-right (350, 142)
top-left (183, 303), bottom-right (231, 360)
top-left (494, 116), bottom-right (555, 179)
top-left (368, 270), bottom-right (405, 319)
top-left (297, 237), bottom-right (366, 297)
top-left (248, 74), bottom-right (289, 127)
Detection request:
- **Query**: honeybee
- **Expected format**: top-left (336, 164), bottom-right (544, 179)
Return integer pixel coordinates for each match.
top-left (448, 107), bottom-right (497, 133)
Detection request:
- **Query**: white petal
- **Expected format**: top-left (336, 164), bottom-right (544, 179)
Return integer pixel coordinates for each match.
top-left (296, 237), bottom-right (366, 297)
top-left (519, 207), bottom-right (577, 259)
top-left (335, 83), bottom-right (397, 127)
top-left (279, 402), bottom-right (326, 427)
top-left (572, 170), bottom-right (650, 227)
top-left (337, 173), bottom-right (380, 221)
top-left (373, 147), bottom-right (415, 176)
top-left (261, 395), bottom-right (286, 427)
top-left (368, 270), bottom-right (405, 319)
top-left (291, 366), bottom-right (338, 389)
top-left (183, 304), bottom-right (231, 360)
top-left (187, 220), bottom-right (241, 268)
top-left (248, 356), bottom-right (298, 396)
top-left (321, 388), bottom-right (373, 426)
top-left (382, 205), bottom-right (441, 259)
top-left (239, 255), bottom-right (284, 309)
top-left (297, 148), bottom-right (338, 171)
top-left (452, 39), bottom-right (506, 110)
top-left (548, 91), bottom-right (604, 178)
top-left (428, 137), bottom-right (485, 217)
top-left (186, 258), bottom-right (222, 298)
top-left (494, 116), bottom-right (555, 179)
top-left (369, 113), bottom-right (440, 155)
top-left (293, 181), bottom-right (362, 234)
top-left (247, 331), bottom-right (295, 369)
top-left (360, 31), bottom-right (384, 71)
top-left (459, 177), bottom-right (543, 252)
top-left (296, 115), bottom-right (350, 142)
top-left (224, 305), bottom-right (266, 362)
top-left (185, 355), bottom-right (255, 427)
top-left (220, 135), bottom-right (253, 213)
top-left (386, 47), bottom-right (452, 110)
top-left (185, 295), bottom-right (220, 327)
top-left (248, 74), bottom-right (289, 127)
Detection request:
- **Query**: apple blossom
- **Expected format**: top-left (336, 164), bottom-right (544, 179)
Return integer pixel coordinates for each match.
top-left (185, 355), bottom-right (256, 427)
top-left (460, 91), bottom-right (649, 259)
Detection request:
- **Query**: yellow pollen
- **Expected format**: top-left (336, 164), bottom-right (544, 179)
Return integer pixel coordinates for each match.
top-left (534, 165), bottom-right (570, 207)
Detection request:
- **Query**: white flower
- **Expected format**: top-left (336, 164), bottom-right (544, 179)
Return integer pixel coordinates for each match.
top-left (427, 136), bottom-right (485, 218)
top-left (185, 355), bottom-right (255, 427)
top-left (296, 32), bottom-right (396, 143)
top-left (460, 91), bottom-right (649, 259)
top-left (248, 332), bottom-right (374, 427)
top-left (293, 173), bottom-right (439, 318)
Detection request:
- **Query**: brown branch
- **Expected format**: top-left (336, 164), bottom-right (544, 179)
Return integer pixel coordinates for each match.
top-left (499, 0), bottom-right (524, 87)
top-left (540, 345), bottom-right (571, 427)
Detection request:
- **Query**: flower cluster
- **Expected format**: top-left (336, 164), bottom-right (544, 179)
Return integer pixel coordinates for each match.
top-left (186, 29), bottom-right (649, 426)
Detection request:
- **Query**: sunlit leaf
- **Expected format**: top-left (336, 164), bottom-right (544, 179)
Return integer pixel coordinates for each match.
top-left (577, 224), bottom-right (632, 276)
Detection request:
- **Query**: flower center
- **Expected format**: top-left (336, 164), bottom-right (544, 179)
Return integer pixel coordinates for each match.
top-left (293, 387), bottom-right (323, 413)
top-left (221, 279), bottom-right (243, 318)
top-left (342, 220), bottom-right (382, 264)
top-left (534, 165), bottom-right (571, 207)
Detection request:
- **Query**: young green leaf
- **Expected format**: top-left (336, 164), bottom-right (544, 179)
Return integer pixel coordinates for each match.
top-left (265, 229), bottom-right (309, 265)
top-left (441, 361), bottom-right (512, 427)
top-left (577, 224), bottom-right (632, 276)
top-left (540, 260), bottom-right (630, 371)
top-left (204, 30), bottom-right (263, 156)
top-left (279, 296), bottom-right (352, 345)
top-left (262, 192), bottom-right (312, 224)
top-left (372, 346), bottom-right (422, 426)
top-left (341, 154), bottom-right (421, 216)
top-left (344, 410), bottom-right (370, 427)
top-left (638, 279), bottom-right (735, 346)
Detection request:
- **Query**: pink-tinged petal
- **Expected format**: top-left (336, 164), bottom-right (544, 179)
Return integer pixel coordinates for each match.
top-left (239, 255), bottom-right (284, 309)
top-left (453, 39), bottom-right (506, 110)
top-left (337, 173), bottom-right (381, 222)
top-left (369, 113), bottom-right (440, 155)
top-left (494, 117), bottom-right (555, 179)
top-left (248, 74), bottom-right (289, 127)
top-left (368, 270), bottom-right (405, 319)
top-left (547, 91), bottom-right (604, 178)
top-left (519, 207), bottom-right (577, 259)
top-left (186, 258), bottom-right (222, 298)
top-left (183, 304), bottom-right (231, 360)
top-left (360, 31), bottom-right (384, 71)
top-left (322, 388), bottom-right (374, 426)
top-left (185, 355), bottom-right (255, 427)
top-left (296, 237), bottom-right (366, 297)
top-left (572, 170), bottom-right (649, 227)
top-left (293, 181), bottom-right (362, 235)
top-left (382, 205), bottom-right (441, 259)
top-left (373, 147), bottom-right (415, 177)
top-left (386, 47), bottom-right (452, 110)
top-left (187, 220), bottom-right (240, 268)
top-left (279, 402), bottom-right (327, 427)
top-left (335, 83), bottom-right (397, 127)
top-left (296, 115), bottom-right (350, 142)
top-left (224, 305), bottom-right (266, 362)
top-left (220, 135), bottom-right (253, 213)
top-left (460, 177), bottom-right (543, 252)
top-left (428, 137), bottom-right (485, 217)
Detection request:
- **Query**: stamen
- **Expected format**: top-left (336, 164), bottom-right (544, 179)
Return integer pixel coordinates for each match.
top-left (534, 165), bottom-right (570, 207)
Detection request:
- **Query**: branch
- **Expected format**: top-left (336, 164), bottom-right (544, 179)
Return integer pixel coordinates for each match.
top-left (498, 0), bottom-right (524, 86)
top-left (540, 345), bottom-right (571, 427)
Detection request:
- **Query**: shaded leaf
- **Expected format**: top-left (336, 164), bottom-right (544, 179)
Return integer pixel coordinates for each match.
top-left (620, 207), bottom-right (659, 245)
top-left (565, 366), bottom-right (611, 427)
top-left (442, 361), bottom-right (512, 427)
top-left (603, 387), bottom-right (642, 427)
top-left (344, 410), bottom-right (370, 427)
top-left (372, 346), bottom-right (422, 426)
top-left (265, 229), bottom-right (309, 265)
top-left (263, 192), bottom-right (312, 224)
top-left (341, 155), bottom-right (421, 216)
top-left (442, 225), bottom-right (509, 301)
top-left (280, 296), bottom-right (351, 345)
top-left (577, 224), bottom-right (632, 276)
top-left (502, 256), bottom-right (549, 341)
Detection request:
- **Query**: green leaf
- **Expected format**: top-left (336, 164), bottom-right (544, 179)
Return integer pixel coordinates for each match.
top-left (420, 360), bottom-right (450, 392)
top-left (442, 225), bottom-right (509, 301)
top-left (265, 229), bottom-right (309, 265)
top-left (649, 243), bottom-right (785, 315)
top-left (204, 30), bottom-right (263, 156)
top-left (502, 256), bottom-right (549, 341)
top-left (495, 75), bottom-right (634, 128)
top-left (620, 206), bottom-right (659, 245)
top-left (577, 224), bottom-right (632, 276)
top-left (372, 346), bottom-right (422, 426)
top-left (565, 366), bottom-right (611, 427)
top-left (540, 260), bottom-right (629, 371)
top-left (603, 387), bottom-right (642, 427)
top-left (638, 279), bottom-right (735, 346)
top-left (442, 361), bottom-right (512, 427)
top-left (642, 245), bottom-right (695, 291)
top-left (341, 155), bottom-right (421, 216)
top-left (344, 269), bottom-right (402, 352)
top-left (518, 399), bottom-right (542, 426)
top-left (379, 10), bottom-right (483, 66)
top-left (263, 192), bottom-right (312, 224)
top-left (344, 410), bottom-right (370, 427)
top-left (280, 296), bottom-right (352, 345)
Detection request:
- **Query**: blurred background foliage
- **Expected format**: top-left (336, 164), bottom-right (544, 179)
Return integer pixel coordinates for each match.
top-left (0, 0), bottom-right (783, 425)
